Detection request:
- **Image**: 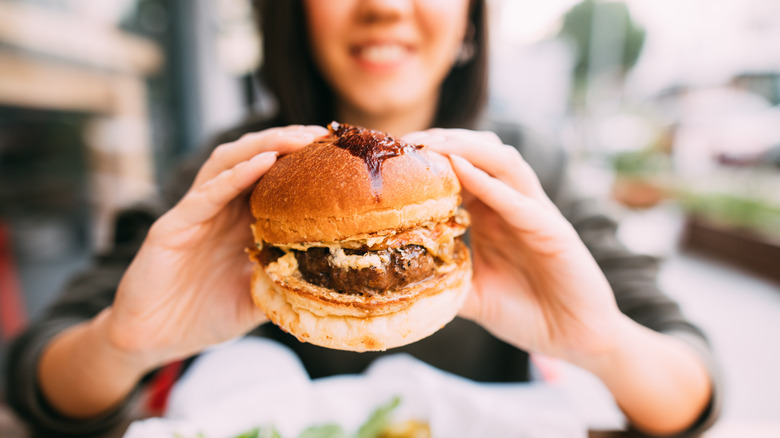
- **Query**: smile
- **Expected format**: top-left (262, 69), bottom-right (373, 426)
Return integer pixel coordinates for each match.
top-left (354, 43), bottom-right (411, 66)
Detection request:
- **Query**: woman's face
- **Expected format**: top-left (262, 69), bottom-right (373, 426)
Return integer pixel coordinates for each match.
top-left (304, 0), bottom-right (471, 123)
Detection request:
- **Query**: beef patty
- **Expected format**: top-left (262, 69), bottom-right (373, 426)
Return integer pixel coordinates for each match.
top-left (258, 239), bottom-right (464, 296)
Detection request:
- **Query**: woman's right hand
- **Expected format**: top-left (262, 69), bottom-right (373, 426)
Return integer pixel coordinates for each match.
top-left (104, 125), bottom-right (327, 371)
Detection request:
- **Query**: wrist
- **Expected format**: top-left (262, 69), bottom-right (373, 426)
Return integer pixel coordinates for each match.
top-left (92, 308), bottom-right (165, 376)
top-left (566, 316), bottom-right (713, 435)
top-left (566, 313), bottom-right (638, 375)
top-left (38, 311), bottom-right (155, 419)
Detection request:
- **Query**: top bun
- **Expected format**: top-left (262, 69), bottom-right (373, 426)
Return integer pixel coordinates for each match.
top-left (250, 123), bottom-right (460, 244)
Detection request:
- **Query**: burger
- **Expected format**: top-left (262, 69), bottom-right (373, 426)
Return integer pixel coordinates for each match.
top-left (248, 122), bottom-right (471, 352)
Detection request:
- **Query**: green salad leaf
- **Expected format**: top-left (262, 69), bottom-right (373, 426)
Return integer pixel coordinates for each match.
top-left (356, 396), bottom-right (401, 438)
top-left (176, 396), bottom-right (403, 438)
top-left (232, 427), bottom-right (260, 438)
top-left (262, 427), bottom-right (282, 438)
top-left (231, 426), bottom-right (280, 438)
top-left (297, 424), bottom-right (348, 438)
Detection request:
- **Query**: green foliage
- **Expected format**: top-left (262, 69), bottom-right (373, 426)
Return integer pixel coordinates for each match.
top-left (177, 396), bottom-right (404, 438)
top-left (558, 0), bottom-right (646, 81)
top-left (610, 148), bottom-right (670, 176)
top-left (679, 192), bottom-right (780, 238)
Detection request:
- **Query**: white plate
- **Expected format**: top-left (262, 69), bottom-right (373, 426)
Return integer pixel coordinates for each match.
top-left (125, 338), bottom-right (587, 438)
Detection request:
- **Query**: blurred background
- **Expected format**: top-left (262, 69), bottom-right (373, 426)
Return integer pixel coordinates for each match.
top-left (0, 0), bottom-right (778, 435)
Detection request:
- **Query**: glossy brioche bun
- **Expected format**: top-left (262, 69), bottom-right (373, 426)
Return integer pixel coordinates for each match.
top-left (249, 123), bottom-right (471, 351)
top-left (250, 130), bottom-right (461, 244)
top-left (250, 244), bottom-right (471, 352)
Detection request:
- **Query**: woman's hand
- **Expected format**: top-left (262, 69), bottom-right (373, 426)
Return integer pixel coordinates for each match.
top-left (106, 125), bottom-right (328, 369)
top-left (404, 129), bottom-right (713, 434)
top-left (38, 125), bottom-right (327, 419)
top-left (403, 128), bottom-right (624, 366)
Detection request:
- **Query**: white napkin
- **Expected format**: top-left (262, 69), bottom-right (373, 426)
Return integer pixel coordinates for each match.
top-left (124, 338), bottom-right (586, 438)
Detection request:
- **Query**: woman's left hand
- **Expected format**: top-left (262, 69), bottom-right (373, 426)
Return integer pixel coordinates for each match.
top-left (403, 129), bottom-right (626, 366)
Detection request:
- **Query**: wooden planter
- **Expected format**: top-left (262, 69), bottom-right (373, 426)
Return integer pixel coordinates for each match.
top-left (681, 216), bottom-right (780, 284)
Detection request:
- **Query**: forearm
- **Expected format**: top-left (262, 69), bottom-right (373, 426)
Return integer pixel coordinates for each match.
top-left (580, 315), bottom-right (712, 436)
top-left (38, 308), bottom-right (154, 419)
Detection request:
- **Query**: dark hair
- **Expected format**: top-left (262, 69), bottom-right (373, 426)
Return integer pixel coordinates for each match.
top-left (253, 0), bottom-right (488, 129)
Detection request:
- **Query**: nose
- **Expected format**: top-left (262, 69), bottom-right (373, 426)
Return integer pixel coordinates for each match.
top-left (356, 0), bottom-right (413, 24)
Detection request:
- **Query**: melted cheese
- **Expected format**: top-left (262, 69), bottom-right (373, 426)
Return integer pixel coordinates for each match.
top-left (275, 237), bottom-right (387, 251)
top-left (263, 209), bottom-right (470, 265)
top-left (380, 215), bottom-right (468, 262)
top-left (328, 247), bottom-right (390, 270)
top-left (266, 252), bottom-right (299, 277)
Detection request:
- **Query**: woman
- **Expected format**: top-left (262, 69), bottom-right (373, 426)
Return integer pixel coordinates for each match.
top-left (5, 1), bottom-right (719, 436)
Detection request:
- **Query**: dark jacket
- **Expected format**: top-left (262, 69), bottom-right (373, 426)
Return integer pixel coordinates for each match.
top-left (4, 117), bottom-right (721, 437)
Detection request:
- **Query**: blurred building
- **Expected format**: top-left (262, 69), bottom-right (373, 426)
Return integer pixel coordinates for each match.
top-left (0, 0), bottom-right (259, 403)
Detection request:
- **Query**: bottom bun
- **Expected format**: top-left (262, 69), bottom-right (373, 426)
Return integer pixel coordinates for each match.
top-left (251, 247), bottom-right (472, 352)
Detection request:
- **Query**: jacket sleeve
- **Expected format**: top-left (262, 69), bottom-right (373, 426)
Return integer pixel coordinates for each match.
top-left (490, 119), bottom-right (721, 436)
top-left (554, 177), bottom-right (722, 436)
top-left (2, 118), bottom-right (270, 436)
top-left (3, 204), bottom-right (162, 437)
top-left (3, 149), bottom-right (205, 436)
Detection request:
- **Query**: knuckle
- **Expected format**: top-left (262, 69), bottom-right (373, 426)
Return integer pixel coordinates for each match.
top-left (228, 161), bottom-right (247, 182)
top-left (220, 165), bottom-right (240, 185)
top-left (502, 145), bottom-right (522, 160)
top-left (237, 131), bottom-right (259, 143)
top-left (201, 183), bottom-right (221, 208)
top-left (220, 165), bottom-right (247, 194)
top-left (278, 125), bottom-right (305, 135)
top-left (265, 129), bottom-right (288, 143)
top-left (558, 219), bottom-right (580, 240)
top-left (504, 192), bottom-right (526, 211)
top-left (210, 143), bottom-right (231, 164)
top-left (480, 130), bottom-right (503, 144)
top-left (147, 215), bottom-right (172, 241)
top-left (239, 130), bottom-right (272, 147)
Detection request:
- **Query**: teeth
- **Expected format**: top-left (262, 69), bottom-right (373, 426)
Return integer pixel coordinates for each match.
top-left (360, 44), bottom-right (406, 64)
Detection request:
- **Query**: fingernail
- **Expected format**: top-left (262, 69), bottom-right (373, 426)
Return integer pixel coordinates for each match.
top-left (427, 135), bottom-right (447, 144)
top-left (253, 151), bottom-right (278, 161)
top-left (449, 154), bottom-right (472, 168)
top-left (403, 132), bottom-right (430, 142)
top-left (407, 134), bottom-right (447, 147)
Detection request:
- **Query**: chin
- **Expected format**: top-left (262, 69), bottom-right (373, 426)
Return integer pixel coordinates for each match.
top-left (248, 122), bottom-right (472, 352)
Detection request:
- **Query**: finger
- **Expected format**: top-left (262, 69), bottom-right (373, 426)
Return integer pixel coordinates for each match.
top-left (450, 155), bottom-right (573, 240)
top-left (405, 128), bottom-right (502, 145)
top-left (407, 129), bottom-right (549, 205)
top-left (174, 151), bottom-right (278, 229)
top-left (237, 265), bottom-right (270, 327)
top-left (402, 130), bottom-right (447, 145)
top-left (457, 288), bottom-right (482, 322)
top-left (194, 125), bottom-right (327, 188)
